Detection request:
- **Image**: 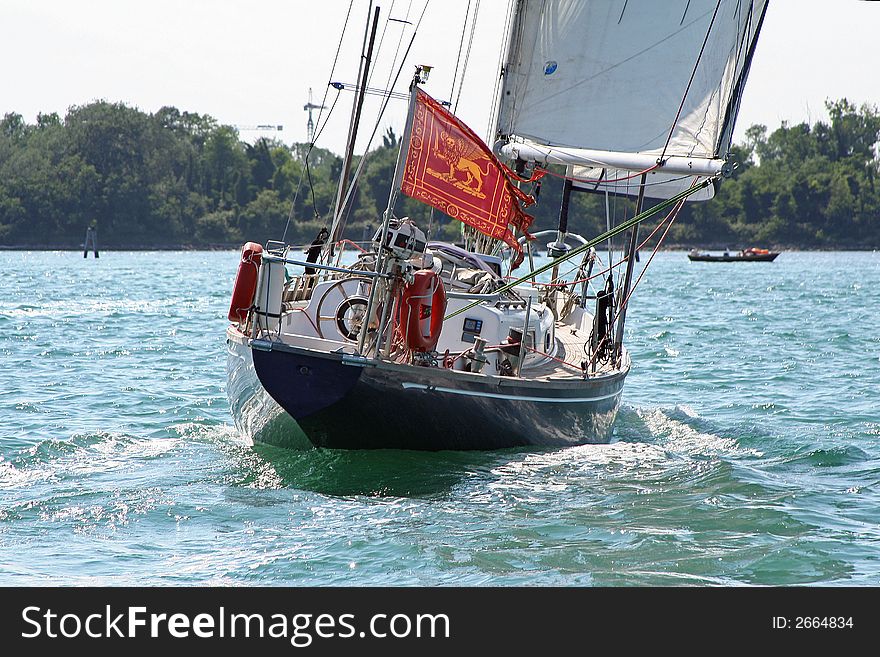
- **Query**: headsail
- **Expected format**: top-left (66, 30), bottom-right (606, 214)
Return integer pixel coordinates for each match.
top-left (495, 0), bottom-right (769, 200)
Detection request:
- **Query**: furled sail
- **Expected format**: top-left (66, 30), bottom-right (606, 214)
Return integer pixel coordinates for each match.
top-left (495, 0), bottom-right (769, 200)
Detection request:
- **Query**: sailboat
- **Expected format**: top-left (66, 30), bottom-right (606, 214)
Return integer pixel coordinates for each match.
top-left (226, 0), bottom-right (768, 450)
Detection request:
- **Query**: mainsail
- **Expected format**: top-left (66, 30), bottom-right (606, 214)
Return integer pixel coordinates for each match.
top-left (495, 0), bottom-right (769, 200)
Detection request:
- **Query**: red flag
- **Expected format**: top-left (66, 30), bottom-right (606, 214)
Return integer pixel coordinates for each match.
top-left (400, 89), bottom-right (536, 268)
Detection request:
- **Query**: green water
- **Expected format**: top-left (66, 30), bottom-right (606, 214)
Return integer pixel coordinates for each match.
top-left (1, 250), bottom-right (878, 585)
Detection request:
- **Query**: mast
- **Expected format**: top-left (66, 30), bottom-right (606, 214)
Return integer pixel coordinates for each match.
top-left (355, 68), bottom-right (423, 357)
top-left (327, 5), bottom-right (381, 254)
top-left (547, 177), bottom-right (573, 295)
top-left (548, 177), bottom-right (573, 259)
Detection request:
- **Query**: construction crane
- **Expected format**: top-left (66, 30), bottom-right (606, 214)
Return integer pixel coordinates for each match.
top-left (303, 88), bottom-right (326, 144)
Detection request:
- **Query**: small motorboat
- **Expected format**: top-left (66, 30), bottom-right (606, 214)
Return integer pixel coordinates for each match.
top-left (688, 247), bottom-right (780, 262)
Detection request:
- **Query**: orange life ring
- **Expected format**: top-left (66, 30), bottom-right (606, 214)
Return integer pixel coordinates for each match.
top-left (398, 270), bottom-right (446, 352)
top-left (228, 242), bottom-right (263, 323)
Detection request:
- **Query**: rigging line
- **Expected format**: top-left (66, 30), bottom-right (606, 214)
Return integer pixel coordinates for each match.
top-left (379, 0), bottom-right (412, 127)
top-left (680, 0), bottom-right (692, 25)
top-left (584, 192), bottom-right (688, 366)
top-left (313, 0), bottom-right (356, 142)
top-left (309, 90), bottom-right (342, 150)
top-left (733, 0), bottom-right (748, 66)
top-left (329, 1), bottom-right (378, 225)
top-left (613, 193), bottom-right (688, 326)
top-left (605, 187), bottom-right (613, 279)
top-left (366, 0), bottom-right (397, 89)
top-left (659, 0), bottom-right (723, 164)
top-left (486, 0), bottom-right (515, 140)
top-left (281, 91), bottom-right (341, 242)
top-left (378, 0), bottom-right (413, 101)
top-left (282, 151), bottom-right (307, 243)
top-left (535, 205), bottom-right (680, 289)
top-left (523, 344), bottom-right (585, 374)
top-left (536, 163), bottom-right (660, 185)
top-left (690, 4), bottom-right (750, 159)
top-left (449, 0), bottom-right (472, 102)
top-left (595, 172), bottom-right (696, 190)
top-left (453, 0), bottom-right (480, 113)
top-left (445, 176), bottom-right (715, 321)
top-left (305, 154), bottom-right (320, 220)
top-left (572, 172), bottom-right (696, 191)
top-left (281, 1), bottom-right (354, 242)
top-left (332, 0), bottom-right (432, 241)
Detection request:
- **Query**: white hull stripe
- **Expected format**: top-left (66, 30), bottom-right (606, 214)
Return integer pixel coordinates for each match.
top-left (401, 382), bottom-right (621, 403)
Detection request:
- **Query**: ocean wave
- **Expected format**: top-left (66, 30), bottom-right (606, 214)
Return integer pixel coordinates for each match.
top-left (783, 446), bottom-right (871, 468)
top-left (1, 431), bottom-right (183, 487)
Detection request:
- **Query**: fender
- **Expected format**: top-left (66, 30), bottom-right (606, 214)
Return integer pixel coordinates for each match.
top-left (228, 242), bottom-right (263, 324)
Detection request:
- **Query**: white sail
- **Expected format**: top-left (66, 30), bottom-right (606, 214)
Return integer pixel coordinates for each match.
top-left (496, 0), bottom-right (768, 199)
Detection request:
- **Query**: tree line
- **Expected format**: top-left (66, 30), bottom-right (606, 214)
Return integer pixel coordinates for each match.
top-left (0, 98), bottom-right (878, 250)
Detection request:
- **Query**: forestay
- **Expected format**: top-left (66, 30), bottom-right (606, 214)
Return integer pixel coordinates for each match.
top-left (495, 0), bottom-right (769, 199)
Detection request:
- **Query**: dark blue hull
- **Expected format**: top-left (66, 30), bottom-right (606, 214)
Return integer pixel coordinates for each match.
top-left (227, 327), bottom-right (627, 451)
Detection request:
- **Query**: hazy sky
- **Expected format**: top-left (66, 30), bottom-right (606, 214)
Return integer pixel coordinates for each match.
top-left (3, 0), bottom-right (878, 156)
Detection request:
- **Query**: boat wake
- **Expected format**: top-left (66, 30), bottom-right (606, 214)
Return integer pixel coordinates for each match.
top-left (1, 431), bottom-right (182, 489)
top-left (240, 444), bottom-right (492, 498)
top-left (219, 404), bottom-right (773, 499)
top-left (622, 405), bottom-right (765, 458)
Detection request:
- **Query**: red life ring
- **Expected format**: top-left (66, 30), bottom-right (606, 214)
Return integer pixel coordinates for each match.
top-left (399, 270), bottom-right (446, 352)
top-left (228, 242), bottom-right (263, 323)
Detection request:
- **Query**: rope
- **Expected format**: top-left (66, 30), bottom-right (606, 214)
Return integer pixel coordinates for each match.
top-left (281, 0), bottom-right (353, 243)
top-left (533, 207), bottom-right (676, 290)
top-left (314, 0), bottom-right (355, 139)
top-left (536, 163), bottom-right (660, 185)
top-left (376, 0), bottom-right (413, 103)
top-left (444, 176), bottom-right (715, 321)
top-left (582, 181), bottom-right (694, 366)
top-left (335, 238), bottom-right (368, 254)
top-left (617, 196), bottom-right (686, 319)
top-left (453, 0), bottom-right (480, 113)
top-left (449, 0), bottom-right (472, 103)
top-left (366, 0), bottom-right (398, 90)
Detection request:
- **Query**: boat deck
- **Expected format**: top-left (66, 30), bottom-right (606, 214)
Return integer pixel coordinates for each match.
top-left (528, 322), bottom-right (621, 380)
